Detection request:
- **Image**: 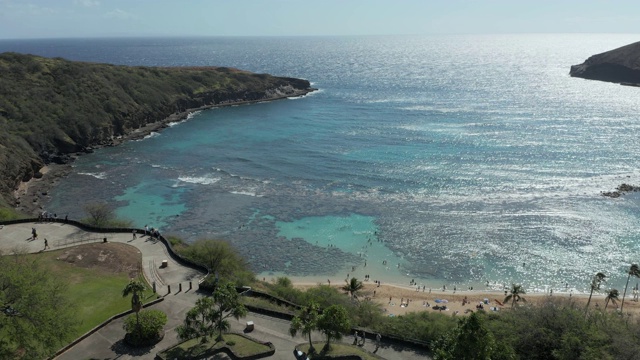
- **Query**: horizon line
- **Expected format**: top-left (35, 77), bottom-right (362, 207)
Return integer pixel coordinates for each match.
top-left (1, 32), bottom-right (639, 41)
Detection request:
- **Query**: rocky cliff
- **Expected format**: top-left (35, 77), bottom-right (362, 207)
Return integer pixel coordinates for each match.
top-left (0, 53), bottom-right (314, 208)
top-left (570, 41), bottom-right (640, 84)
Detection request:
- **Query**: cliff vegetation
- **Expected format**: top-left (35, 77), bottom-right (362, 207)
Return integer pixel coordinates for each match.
top-left (0, 52), bottom-right (312, 210)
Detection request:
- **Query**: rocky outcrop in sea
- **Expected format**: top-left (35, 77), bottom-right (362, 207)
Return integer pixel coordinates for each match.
top-left (570, 41), bottom-right (640, 85)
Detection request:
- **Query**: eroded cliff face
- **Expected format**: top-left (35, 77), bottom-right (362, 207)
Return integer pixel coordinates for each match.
top-left (570, 41), bottom-right (640, 84)
top-left (0, 53), bottom-right (314, 207)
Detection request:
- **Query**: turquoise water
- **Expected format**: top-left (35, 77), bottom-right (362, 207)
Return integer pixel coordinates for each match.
top-left (6, 34), bottom-right (640, 292)
top-left (276, 214), bottom-right (409, 285)
top-left (114, 182), bottom-right (187, 229)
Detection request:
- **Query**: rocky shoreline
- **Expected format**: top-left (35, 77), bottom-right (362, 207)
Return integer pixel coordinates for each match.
top-left (12, 88), bottom-right (316, 216)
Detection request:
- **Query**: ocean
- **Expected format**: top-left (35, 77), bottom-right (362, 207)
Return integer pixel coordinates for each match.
top-left (3, 34), bottom-right (640, 293)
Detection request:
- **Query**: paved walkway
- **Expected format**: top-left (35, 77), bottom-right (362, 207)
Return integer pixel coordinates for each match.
top-left (0, 222), bottom-right (431, 360)
top-left (0, 221), bottom-right (203, 295)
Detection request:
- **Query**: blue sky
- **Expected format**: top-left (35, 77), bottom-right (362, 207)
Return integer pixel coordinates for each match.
top-left (0, 0), bottom-right (638, 39)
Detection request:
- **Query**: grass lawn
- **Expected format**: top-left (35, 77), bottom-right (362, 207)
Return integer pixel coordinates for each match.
top-left (31, 248), bottom-right (154, 338)
top-left (158, 333), bottom-right (272, 360)
top-left (299, 342), bottom-right (384, 360)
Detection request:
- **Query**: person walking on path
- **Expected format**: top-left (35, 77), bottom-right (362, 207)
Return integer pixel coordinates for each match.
top-left (44, 238), bottom-right (49, 249)
top-left (132, 230), bottom-right (137, 239)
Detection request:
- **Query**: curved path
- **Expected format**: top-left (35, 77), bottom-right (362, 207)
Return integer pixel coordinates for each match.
top-left (0, 221), bottom-right (203, 294)
top-left (0, 222), bottom-right (430, 360)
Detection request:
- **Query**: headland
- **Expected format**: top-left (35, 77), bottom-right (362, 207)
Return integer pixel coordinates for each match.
top-left (0, 52), bottom-right (316, 215)
top-left (570, 40), bottom-right (640, 85)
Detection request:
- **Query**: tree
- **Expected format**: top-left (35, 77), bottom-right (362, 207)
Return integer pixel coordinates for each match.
top-left (585, 272), bottom-right (606, 312)
top-left (122, 279), bottom-right (146, 341)
top-left (83, 202), bottom-right (115, 227)
top-left (604, 289), bottom-right (620, 311)
top-left (305, 284), bottom-right (352, 309)
top-left (123, 309), bottom-right (167, 346)
top-left (504, 284), bottom-right (526, 308)
top-left (353, 299), bottom-right (384, 328)
top-left (180, 239), bottom-right (254, 285)
top-left (289, 301), bottom-right (320, 353)
top-left (177, 282), bottom-right (247, 341)
top-left (316, 305), bottom-right (351, 349)
top-left (432, 312), bottom-right (504, 360)
top-left (341, 277), bottom-right (364, 301)
top-left (0, 252), bottom-right (78, 358)
top-left (621, 264), bottom-right (640, 313)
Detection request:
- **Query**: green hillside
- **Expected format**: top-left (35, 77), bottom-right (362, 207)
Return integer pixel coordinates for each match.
top-left (0, 52), bottom-right (312, 209)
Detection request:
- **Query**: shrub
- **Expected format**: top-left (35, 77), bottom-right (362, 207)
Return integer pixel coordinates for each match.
top-left (0, 206), bottom-right (25, 221)
top-left (178, 239), bottom-right (255, 286)
top-left (123, 309), bottom-right (167, 346)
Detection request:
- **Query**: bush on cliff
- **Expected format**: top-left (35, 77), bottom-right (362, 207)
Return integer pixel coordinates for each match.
top-left (174, 238), bottom-right (255, 286)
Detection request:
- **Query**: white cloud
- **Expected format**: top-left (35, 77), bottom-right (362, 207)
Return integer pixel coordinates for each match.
top-left (74, 0), bottom-right (100, 7)
top-left (104, 8), bottom-right (136, 20)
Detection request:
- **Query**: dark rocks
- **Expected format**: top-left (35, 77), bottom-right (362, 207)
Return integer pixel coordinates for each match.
top-left (616, 183), bottom-right (640, 192)
top-left (40, 151), bottom-right (74, 165)
top-left (601, 183), bottom-right (640, 198)
top-left (570, 41), bottom-right (640, 85)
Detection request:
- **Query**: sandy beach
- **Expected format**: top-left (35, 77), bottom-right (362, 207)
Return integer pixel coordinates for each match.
top-left (292, 281), bottom-right (640, 317)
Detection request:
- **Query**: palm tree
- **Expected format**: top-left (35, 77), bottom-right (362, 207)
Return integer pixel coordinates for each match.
top-left (122, 279), bottom-right (146, 336)
top-left (289, 301), bottom-right (320, 353)
top-left (341, 277), bottom-right (364, 301)
top-left (585, 272), bottom-right (606, 312)
top-left (604, 289), bottom-right (620, 310)
top-left (620, 264), bottom-right (640, 313)
top-left (504, 284), bottom-right (526, 307)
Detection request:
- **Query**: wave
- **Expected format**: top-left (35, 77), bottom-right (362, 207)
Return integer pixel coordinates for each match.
top-left (142, 132), bottom-right (160, 139)
top-left (213, 167), bottom-right (270, 183)
top-left (178, 175), bottom-right (220, 185)
top-left (168, 110), bottom-right (202, 127)
top-left (288, 88), bottom-right (324, 99)
top-left (400, 105), bottom-right (471, 113)
top-left (230, 191), bottom-right (264, 197)
top-left (78, 172), bottom-right (107, 179)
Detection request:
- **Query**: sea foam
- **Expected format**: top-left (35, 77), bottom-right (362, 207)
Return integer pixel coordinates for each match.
top-left (178, 175), bottom-right (220, 185)
top-left (77, 172), bottom-right (107, 179)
